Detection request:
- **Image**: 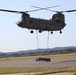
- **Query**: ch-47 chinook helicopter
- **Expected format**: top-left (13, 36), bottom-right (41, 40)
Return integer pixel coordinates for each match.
top-left (0, 5), bottom-right (76, 34)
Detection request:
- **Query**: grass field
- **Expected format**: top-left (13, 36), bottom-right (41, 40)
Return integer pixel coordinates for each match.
top-left (0, 53), bottom-right (76, 62)
top-left (0, 67), bottom-right (76, 74)
top-left (0, 53), bottom-right (76, 74)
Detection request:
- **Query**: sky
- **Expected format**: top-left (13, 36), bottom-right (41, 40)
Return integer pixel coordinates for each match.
top-left (0, 0), bottom-right (76, 52)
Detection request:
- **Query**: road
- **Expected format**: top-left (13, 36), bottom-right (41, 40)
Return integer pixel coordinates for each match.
top-left (0, 59), bottom-right (76, 67)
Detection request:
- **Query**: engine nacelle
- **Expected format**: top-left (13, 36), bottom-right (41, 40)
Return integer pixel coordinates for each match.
top-left (52, 12), bottom-right (65, 23)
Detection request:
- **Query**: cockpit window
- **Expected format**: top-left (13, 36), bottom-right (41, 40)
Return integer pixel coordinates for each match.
top-left (30, 20), bottom-right (33, 23)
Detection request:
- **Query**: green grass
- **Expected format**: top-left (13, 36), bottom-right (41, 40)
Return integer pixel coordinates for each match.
top-left (73, 72), bottom-right (76, 75)
top-left (0, 67), bottom-right (76, 74)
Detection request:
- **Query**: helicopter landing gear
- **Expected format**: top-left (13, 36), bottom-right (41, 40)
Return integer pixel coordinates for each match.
top-left (51, 31), bottom-right (53, 34)
top-left (30, 30), bottom-right (34, 33)
top-left (39, 30), bottom-right (42, 33)
top-left (60, 30), bottom-right (62, 34)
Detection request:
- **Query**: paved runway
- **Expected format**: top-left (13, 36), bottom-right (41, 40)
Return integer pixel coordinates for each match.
top-left (0, 59), bottom-right (76, 67)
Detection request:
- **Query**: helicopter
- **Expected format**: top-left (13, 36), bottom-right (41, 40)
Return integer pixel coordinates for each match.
top-left (0, 5), bottom-right (76, 34)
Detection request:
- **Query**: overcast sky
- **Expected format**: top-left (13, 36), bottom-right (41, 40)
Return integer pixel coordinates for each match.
top-left (0, 0), bottom-right (76, 52)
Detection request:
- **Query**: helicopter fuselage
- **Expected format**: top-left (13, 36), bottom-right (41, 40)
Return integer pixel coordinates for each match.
top-left (17, 13), bottom-right (66, 33)
top-left (17, 17), bottom-right (66, 33)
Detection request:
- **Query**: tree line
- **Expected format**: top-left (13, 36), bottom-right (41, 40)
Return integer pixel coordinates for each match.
top-left (0, 48), bottom-right (76, 58)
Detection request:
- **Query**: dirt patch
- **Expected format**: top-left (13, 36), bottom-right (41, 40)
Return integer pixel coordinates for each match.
top-left (46, 72), bottom-right (73, 75)
top-left (1, 72), bottom-right (73, 75)
top-left (1, 73), bottom-right (35, 75)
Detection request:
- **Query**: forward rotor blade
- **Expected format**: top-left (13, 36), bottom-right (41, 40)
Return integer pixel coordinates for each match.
top-left (31, 5), bottom-right (61, 12)
top-left (0, 9), bottom-right (25, 14)
top-left (41, 9), bottom-right (58, 12)
top-left (31, 5), bottom-right (61, 9)
top-left (44, 5), bottom-right (61, 9)
top-left (0, 8), bottom-right (44, 14)
top-left (26, 9), bottom-right (43, 12)
top-left (31, 6), bottom-right (42, 9)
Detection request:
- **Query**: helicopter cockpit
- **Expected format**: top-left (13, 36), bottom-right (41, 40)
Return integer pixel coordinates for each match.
top-left (21, 13), bottom-right (30, 20)
top-left (17, 13), bottom-right (30, 27)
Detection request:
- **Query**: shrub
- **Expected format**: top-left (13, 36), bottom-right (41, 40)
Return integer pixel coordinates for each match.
top-left (73, 72), bottom-right (76, 75)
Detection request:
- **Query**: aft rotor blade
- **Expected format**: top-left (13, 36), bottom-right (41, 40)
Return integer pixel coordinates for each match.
top-left (62, 10), bottom-right (76, 12)
top-left (0, 9), bottom-right (25, 14)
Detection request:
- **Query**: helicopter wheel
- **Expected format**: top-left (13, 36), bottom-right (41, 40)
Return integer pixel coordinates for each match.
top-left (30, 30), bottom-right (34, 33)
top-left (51, 31), bottom-right (53, 34)
top-left (60, 30), bottom-right (62, 34)
top-left (39, 30), bottom-right (42, 33)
